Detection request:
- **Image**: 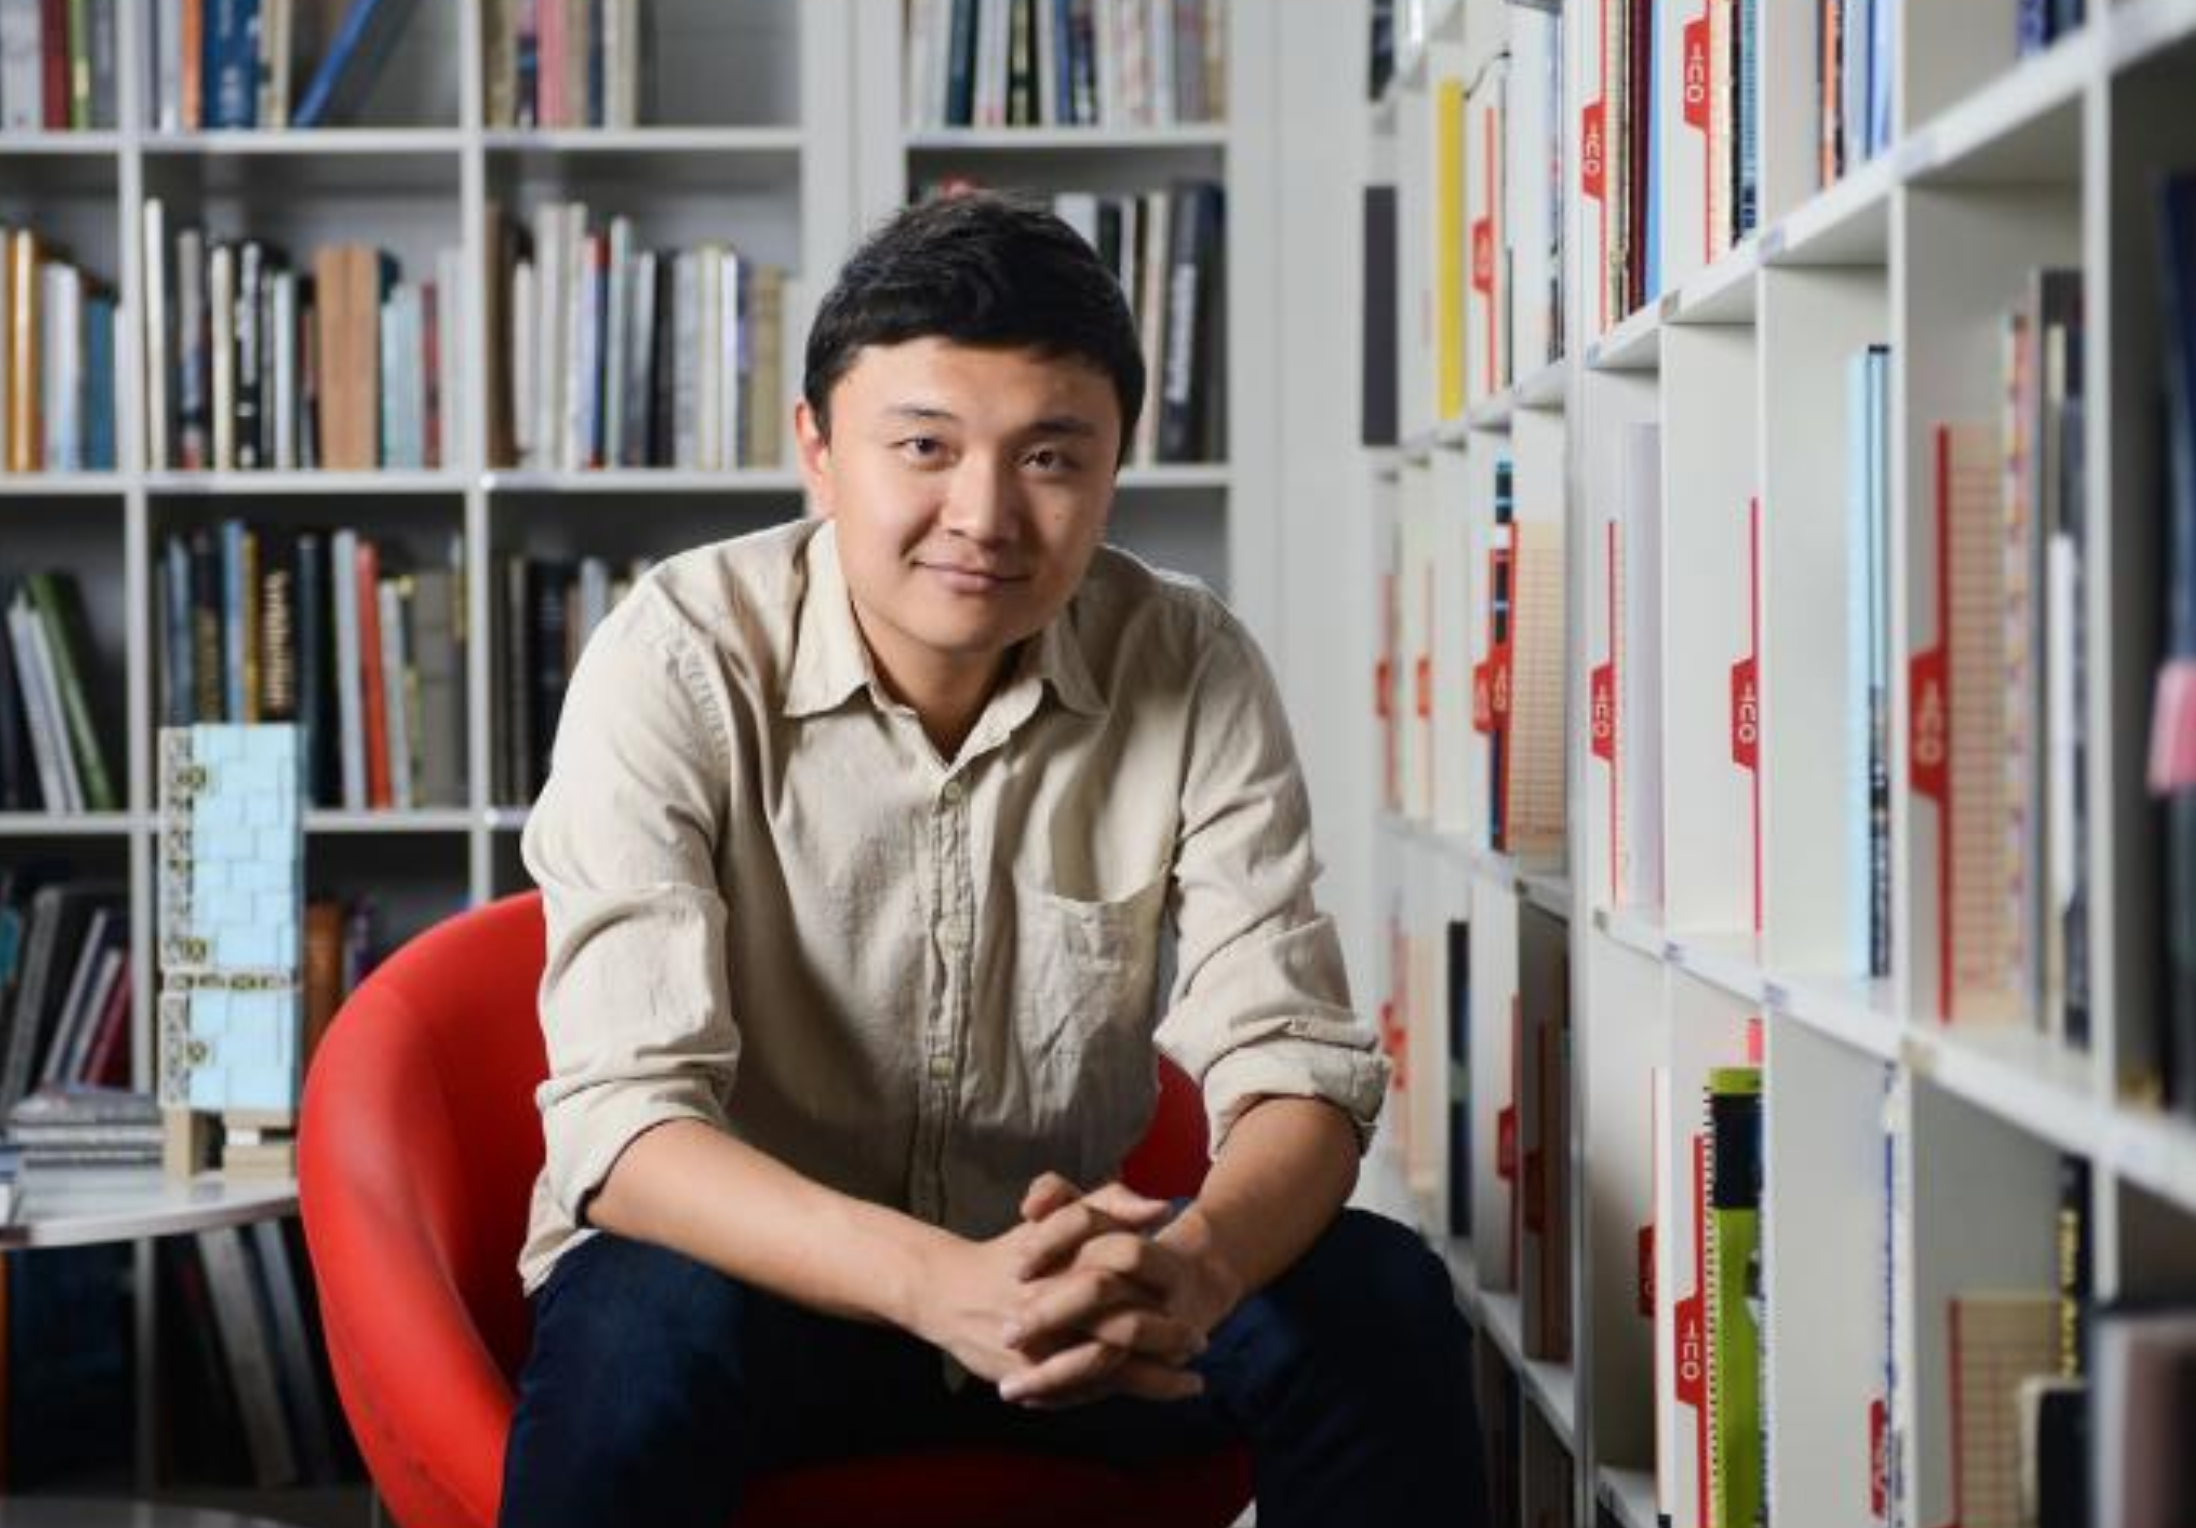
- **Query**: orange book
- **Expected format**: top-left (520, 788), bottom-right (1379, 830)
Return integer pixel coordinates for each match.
top-left (6, 231), bottom-right (40, 473)
top-left (181, 0), bottom-right (203, 129)
top-left (355, 538), bottom-right (391, 809)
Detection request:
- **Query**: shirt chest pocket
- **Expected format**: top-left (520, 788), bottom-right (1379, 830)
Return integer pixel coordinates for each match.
top-left (1011, 873), bottom-right (1169, 1072)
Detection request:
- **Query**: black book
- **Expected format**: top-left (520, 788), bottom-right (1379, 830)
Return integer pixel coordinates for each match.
top-left (296, 531), bottom-right (334, 806)
top-left (0, 580), bottom-right (31, 810)
top-left (1362, 185), bottom-right (1399, 448)
top-left (1158, 182), bottom-right (1224, 464)
top-left (2152, 173), bottom-right (2196, 1120)
top-left (236, 240), bottom-right (264, 470)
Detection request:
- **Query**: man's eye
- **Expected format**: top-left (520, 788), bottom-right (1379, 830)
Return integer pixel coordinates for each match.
top-left (1025, 446), bottom-right (1075, 473)
top-left (899, 436), bottom-right (945, 460)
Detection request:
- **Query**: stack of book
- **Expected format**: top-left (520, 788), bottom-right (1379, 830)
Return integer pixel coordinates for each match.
top-left (142, 202), bottom-right (463, 473)
top-left (482, 0), bottom-right (642, 129)
top-left (0, 0), bottom-right (120, 129)
top-left (1, 571), bottom-right (118, 814)
top-left (6, 1083), bottom-right (160, 1166)
top-left (155, 524), bottom-right (467, 811)
top-left (1, 229), bottom-right (120, 474)
top-left (484, 202), bottom-right (788, 473)
top-left (902, 0), bottom-right (1227, 130)
top-left (145, 0), bottom-right (427, 131)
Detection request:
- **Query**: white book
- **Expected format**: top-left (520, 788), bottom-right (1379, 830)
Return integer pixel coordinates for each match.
top-left (531, 202), bottom-right (565, 471)
top-left (260, 0), bottom-right (291, 128)
top-left (9, 594), bottom-right (81, 813)
top-left (377, 288), bottom-right (402, 468)
top-left (1134, 190), bottom-right (1169, 464)
top-left (378, 577), bottom-right (412, 811)
top-left (436, 247), bottom-right (463, 471)
top-left (0, 0), bottom-right (40, 131)
top-left (602, 216), bottom-right (631, 469)
top-left (40, 906), bottom-right (111, 1087)
top-left (1620, 422), bottom-right (1665, 913)
top-left (270, 270), bottom-right (296, 470)
top-left (143, 198), bottom-right (171, 470)
top-left (40, 261), bottom-right (82, 472)
top-left (903, 0), bottom-right (941, 128)
top-left (1052, 191), bottom-right (1100, 251)
top-left (329, 528), bottom-right (365, 809)
top-left (974, 0), bottom-right (1010, 127)
top-left (1144, 0), bottom-right (1171, 126)
top-left (695, 244), bottom-right (723, 471)
top-left (511, 256), bottom-right (537, 467)
top-left (154, 0), bottom-right (182, 131)
top-left (562, 205), bottom-right (590, 472)
top-left (209, 242), bottom-right (237, 472)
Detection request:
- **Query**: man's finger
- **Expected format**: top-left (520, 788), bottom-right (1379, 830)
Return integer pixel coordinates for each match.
top-left (997, 1339), bottom-right (1124, 1403)
top-left (1019, 1172), bottom-right (1083, 1223)
top-left (1080, 1181), bottom-right (1173, 1227)
top-left (1006, 1268), bottom-right (1150, 1351)
top-left (1004, 1348), bottom-right (1205, 1409)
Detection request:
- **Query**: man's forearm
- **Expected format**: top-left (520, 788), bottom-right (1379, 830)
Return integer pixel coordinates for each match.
top-left (586, 1118), bottom-right (950, 1329)
top-left (1157, 1095), bottom-right (1362, 1322)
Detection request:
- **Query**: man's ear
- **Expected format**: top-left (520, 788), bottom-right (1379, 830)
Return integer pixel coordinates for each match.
top-left (794, 398), bottom-right (834, 520)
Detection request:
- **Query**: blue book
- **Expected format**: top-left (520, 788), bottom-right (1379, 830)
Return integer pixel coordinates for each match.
top-left (1049, 0), bottom-right (1074, 124)
top-left (83, 293), bottom-right (114, 471)
top-left (2017, 0), bottom-right (2051, 53)
top-left (163, 534), bottom-right (194, 728)
top-left (221, 519), bottom-right (247, 723)
top-left (1737, 0), bottom-right (1759, 237)
top-left (945, 0), bottom-right (978, 126)
top-left (1868, 0), bottom-right (1894, 158)
top-left (292, 0), bottom-right (425, 128)
top-left (205, 0), bottom-right (259, 129)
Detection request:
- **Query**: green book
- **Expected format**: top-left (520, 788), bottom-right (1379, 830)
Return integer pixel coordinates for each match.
top-left (25, 571), bottom-right (118, 813)
top-left (1708, 1065), bottom-right (1764, 1528)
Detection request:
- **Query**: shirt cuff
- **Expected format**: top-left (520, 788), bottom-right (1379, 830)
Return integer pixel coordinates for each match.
top-left (1200, 1032), bottom-right (1392, 1159)
top-left (540, 1079), bottom-right (730, 1227)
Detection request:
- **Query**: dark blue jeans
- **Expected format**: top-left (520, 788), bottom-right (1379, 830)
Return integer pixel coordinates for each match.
top-left (498, 1207), bottom-right (1483, 1528)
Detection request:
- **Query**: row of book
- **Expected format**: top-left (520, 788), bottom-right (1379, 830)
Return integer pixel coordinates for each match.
top-left (0, 0), bottom-right (118, 130)
top-left (1410, 8), bottom-right (1565, 428)
top-left (1913, 270), bottom-right (2088, 1038)
top-left (145, 0), bottom-right (424, 132)
top-left (143, 202), bottom-right (461, 473)
top-left (902, 0), bottom-right (1227, 131)
top-left (0, 875), bottom-right (131, 1124)
top-left (0, 571), bottom-right (118, 814)
top-left (1382, 458), bottom-right (1568, 860)
top-left (491, 550), bottom-right (649, 805)
top-left (483, 202), bottom-right (789, 474)
top-left (157, 524), bottom-right (466, 812)
top-left (483, 0), bottom-right (641, 130)
top-left (1818, 0), bottom-right (1896, 189)
top-left (1, 229), bottom-right (120, 473)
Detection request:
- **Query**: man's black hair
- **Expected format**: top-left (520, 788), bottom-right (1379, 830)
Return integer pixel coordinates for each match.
top-left (802, 191), bottom-right (1145, 460)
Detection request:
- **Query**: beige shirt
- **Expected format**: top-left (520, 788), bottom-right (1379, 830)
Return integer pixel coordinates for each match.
top-left (518, 517), bottom-right (1388, 1292)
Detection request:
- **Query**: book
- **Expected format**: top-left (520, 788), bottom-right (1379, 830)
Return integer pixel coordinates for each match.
top-left (1706, 1066), bottom-right (1763, 1528)
top-left (290, 0), bottom-right (421, 126)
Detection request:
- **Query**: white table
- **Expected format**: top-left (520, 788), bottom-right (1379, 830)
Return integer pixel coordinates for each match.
top-left (0, 1168), bottom-right (297, 1249)
top-left (0, 1168), bottom-right (303, 1523)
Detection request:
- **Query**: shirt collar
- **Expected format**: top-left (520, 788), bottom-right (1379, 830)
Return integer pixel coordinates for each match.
top-left (782, 521), bottom-right (1110, 724)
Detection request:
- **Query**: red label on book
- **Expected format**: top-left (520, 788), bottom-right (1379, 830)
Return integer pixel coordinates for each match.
top-left (1471, 218), bottom-right (1494, 296)
top-left (1676, 1292), bottom-right (1707, 1406)
top-left (1490, 647), bottom-right (1513, 723)
top-left (1582, 100), bottom-right (1606, 201)
top-left (1868, 1397), bottom-right (1889, 1517)
top-left (1730, 656), bottom-right (1759, 770)
top-left (1682, 14), bottom-right (1710, 131)
top-left (1414, 654), bottom-right (1432, 721)
top-left (1523, 1150), bottom-right (1545, 1232)
top-left (1374, 658), bottom-right (1392, 719)
top-left (1637, 1224), bottom-right (1655, 1316)
top-left (1496, 1105), bottom-right (1517, 1180)
top-left (1591, 662), bottom-right (1616, 761)
top-left (1472, 659), bottom-right (1494, 734)
top-left (1910, 646), bottom-right (1949, 801)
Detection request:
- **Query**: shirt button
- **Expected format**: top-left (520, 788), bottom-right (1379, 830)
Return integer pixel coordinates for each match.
top-left (928, 1055), bottom-right (953, 1081)
top-left (939, 779), bottom-right (965, 806)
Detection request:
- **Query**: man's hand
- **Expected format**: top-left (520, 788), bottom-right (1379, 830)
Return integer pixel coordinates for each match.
top-left (995, 1176), bottom-right (1246, 1409)
top-left (902, 1206), bottom-right (1208, 1404)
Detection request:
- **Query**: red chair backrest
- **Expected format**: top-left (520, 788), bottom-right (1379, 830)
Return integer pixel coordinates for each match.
top-left (299, 890), bottom-right (1215, 1528)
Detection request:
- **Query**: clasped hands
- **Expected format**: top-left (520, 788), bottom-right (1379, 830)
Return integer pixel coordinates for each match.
top-left (912, 1171), bottom-right (1244, 1411)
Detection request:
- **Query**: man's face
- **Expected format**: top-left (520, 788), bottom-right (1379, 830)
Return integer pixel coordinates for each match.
top-left (796, 337), bottom-right (1120, 692)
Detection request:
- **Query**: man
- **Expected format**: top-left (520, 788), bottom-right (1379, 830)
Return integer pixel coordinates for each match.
top-left (501, 192), bottom-right (1481, 1528)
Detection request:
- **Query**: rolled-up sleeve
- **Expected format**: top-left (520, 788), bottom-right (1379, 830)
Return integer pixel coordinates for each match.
top-left (521, 596), bottom-right (740, 1225)
top-left (1153, 602), bottom-right (1391, 1156)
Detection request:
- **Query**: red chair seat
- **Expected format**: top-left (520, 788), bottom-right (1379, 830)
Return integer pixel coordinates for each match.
top-left (298, 891), bottom-right (1252, 1528)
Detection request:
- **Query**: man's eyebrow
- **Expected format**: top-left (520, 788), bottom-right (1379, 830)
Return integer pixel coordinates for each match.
top-left (880, 404), bottom-right (1100, 438)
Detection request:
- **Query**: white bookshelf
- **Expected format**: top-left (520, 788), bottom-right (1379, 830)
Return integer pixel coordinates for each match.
top-left (1370, 0), bottom-right (2196, 1522)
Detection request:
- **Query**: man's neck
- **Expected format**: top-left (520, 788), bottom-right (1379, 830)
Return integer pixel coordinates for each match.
top-left (853, 612), bottom-right (1019, 761)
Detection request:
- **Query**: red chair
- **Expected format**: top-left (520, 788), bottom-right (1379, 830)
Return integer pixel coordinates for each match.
top-left (297, 890), bottom-right (1253, 1528)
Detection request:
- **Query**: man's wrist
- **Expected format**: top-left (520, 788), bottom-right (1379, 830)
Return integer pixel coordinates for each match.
top-left (861, 1203), bottom-right (960, 1334)
top-left (1156, 1203), bottom-right (1246, 1331)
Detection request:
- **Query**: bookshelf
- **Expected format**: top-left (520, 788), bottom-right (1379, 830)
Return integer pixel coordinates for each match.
top-left (1370, 0), bottom-right (2196, 1523)
top-left (0, 0), bottom-right (1274, 1505)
